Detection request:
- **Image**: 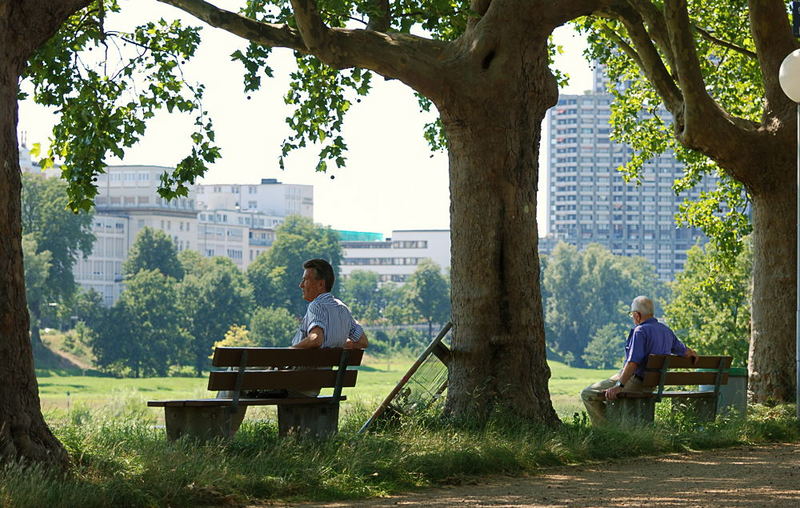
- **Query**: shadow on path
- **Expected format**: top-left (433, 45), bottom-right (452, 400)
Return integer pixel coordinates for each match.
top-left (288, 442), bottom-right (800, 507)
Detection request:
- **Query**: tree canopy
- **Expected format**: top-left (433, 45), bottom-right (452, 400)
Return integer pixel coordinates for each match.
top-left (579, 0), bottom-right (798, 401)
top-left (123, 227), bottom-right (184, 280)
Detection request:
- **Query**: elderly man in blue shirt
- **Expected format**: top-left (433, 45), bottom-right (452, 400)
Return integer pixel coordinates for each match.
top-left (291, 258), bottom-right (368, 350)
top-left (580, 295), bottom-right (696, 425)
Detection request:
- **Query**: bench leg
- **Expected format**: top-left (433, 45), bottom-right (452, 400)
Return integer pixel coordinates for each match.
top-left (671, 398), bottom-right (716, 422)
top-left (607, 398), bottom-right (655, 426)
top-left (278, 403), bottom-right (339, 438)
top-left (164, 406), bottom-right (247, 441)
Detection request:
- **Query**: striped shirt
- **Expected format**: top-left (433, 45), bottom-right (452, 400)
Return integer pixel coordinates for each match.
top-left (291, 292), bottom-right (364, 348)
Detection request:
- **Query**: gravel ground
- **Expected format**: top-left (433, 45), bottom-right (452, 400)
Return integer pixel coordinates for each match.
top-left (284, 442), bottom-right (800, 507)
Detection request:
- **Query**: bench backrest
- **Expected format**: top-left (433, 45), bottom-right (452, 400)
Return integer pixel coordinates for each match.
top-left (208, 347), bottom-right (363, 398)
top-left (641, 354), bottom-right (732, 400)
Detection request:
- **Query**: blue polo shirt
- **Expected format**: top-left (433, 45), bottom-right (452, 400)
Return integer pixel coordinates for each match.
top-left (624, 318), bottom-right (688, 378)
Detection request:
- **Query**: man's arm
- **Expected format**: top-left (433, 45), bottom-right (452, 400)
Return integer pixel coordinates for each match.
top-left (683, 346), bottom-right (698, 363)
top-left (605, 361), bottom-right (638, 400)
top-left (344, 332), bottom-right (368, 349)
top-left (291, 326), bottom-right (324, 349)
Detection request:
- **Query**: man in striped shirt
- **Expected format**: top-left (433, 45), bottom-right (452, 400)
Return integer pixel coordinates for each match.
top-left (291, 258), bottom-right (368, 350)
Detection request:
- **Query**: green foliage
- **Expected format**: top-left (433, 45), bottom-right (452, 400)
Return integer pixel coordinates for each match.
top-left (214, 325), bottom-right (258, 350)
top-left (665, 240), bottom-right (752, 366)
top-left (249, 306), bottom-right (298, 347)
top-left (246, 215), bottom-right (342, 316)
top-left (406, 259), bottom-right (450, 338)
top-left (340, 270), bottom-right (382, 321)
top-left (24, 1), bottom-right (220, 211)
top-left (581, 322), bottom-right (626, 369)
top-left (123, 227), bottom-right (184, 280)
top-left (1, 400), bottom-right (796, 506)
top-left (178, 257), bottom-right (253, 375)
top-left (543, 242), bottom-right (665, 367)
top-left (91, 269), bottom-right (189, 377)
top-left (22, 235), bottom-right (53, 328)
top-left (21, 173), bottom-right (95, 306)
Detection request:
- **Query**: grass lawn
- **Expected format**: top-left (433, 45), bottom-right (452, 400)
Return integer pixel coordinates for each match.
top-left (36, 354), bottom-right (616, 420)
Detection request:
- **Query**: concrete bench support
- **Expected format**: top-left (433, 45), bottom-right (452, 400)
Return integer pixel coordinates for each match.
top-left (164, 406), bottom-right (247, 441)
top-left (278, 403), bottom-right (339, 438)
top-left (607, 397), bottom-right (655, 425)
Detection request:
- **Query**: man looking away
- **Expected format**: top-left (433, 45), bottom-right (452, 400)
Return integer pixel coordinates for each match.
top-left (291, 258), bottom-right (368, 350)
top-left (580, 295), bottom-right (696, 425)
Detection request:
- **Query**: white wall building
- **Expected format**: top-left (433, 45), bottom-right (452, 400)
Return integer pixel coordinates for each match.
top-left (340, 230), bottom-right (451, 283)
top-left (197, 209), bottom-right (282, 269)
top-left (72, 215), bottom-right (129, 306)
top-left (196, 178), bottom-right (313, 218)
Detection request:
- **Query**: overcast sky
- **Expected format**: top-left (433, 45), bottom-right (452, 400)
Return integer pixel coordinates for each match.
top-left (17, 1), bottom-right (593, 237)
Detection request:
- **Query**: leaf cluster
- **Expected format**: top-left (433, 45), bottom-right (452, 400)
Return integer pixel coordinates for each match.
top-left (24, 0), bottom-right (220, 211)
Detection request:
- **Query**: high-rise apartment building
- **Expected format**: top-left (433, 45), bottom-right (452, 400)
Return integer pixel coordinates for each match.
top-left (546, 67), bottom-right (717, 280)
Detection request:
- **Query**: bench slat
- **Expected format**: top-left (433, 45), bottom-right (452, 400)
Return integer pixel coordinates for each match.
top-left (641, 371), bottom-right (729, 387)
top-left (148, 396), bottom-right (346, 407)
top-left (644, 354), bottom-right (732, 370)
top-left (617, 390), bottom-right (716, 400)
top-left (207, 369), bottom-right (358, 391)
top-left (212, 347), bottom-right (364, 368)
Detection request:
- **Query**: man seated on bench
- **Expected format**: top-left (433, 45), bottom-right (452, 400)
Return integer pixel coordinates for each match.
top-left (291, 258), bottom-right (368, 351)
top-left (580, 295), bottom-right (697, 425)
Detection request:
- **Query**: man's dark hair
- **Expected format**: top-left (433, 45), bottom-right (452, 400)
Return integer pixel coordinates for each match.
top-left (303, 258), bottom-right (335, 292)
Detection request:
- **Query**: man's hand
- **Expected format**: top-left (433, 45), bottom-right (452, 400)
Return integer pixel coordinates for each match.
top-left (605, 385), bottom-right (623, 400)
top-left (344, 332), bottom-right (368, 350)
top-left (684, 347), bottom-right (698, 364)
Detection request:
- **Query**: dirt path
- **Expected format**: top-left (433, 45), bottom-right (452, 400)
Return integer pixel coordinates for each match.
top-left (293, 442), bottom-right (800, 507)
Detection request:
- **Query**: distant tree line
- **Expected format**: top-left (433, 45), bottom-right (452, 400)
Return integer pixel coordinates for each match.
top-left (541, 241), bottom-right (751, 369)
top-left (23, 173), bottom-right (748, 375)
top-left (37, 210), bottom-right (451, 377)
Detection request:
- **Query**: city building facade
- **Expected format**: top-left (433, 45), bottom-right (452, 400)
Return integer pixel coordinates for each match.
top-left (340, 230), bottom-right (451, 283)
top-left (196, 179), bottom-right (313, 218)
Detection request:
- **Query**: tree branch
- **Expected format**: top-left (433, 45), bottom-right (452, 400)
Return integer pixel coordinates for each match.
top-left (159, 0), bottom-right (449, 99)
top-left (663, 0), bottom-right (735, 140)
top-left (627, 0), bottom-right (675, 71)
top-left (747, 0), bottom-right (797, 117)
top-left (366, 0), bottom-right (390, 32)
top-left (604, 3), bottom-right (683, 113)
top-left (157, 0), bottom-right (306, 52)
top-left (693, 25), bottom-right (756, 59)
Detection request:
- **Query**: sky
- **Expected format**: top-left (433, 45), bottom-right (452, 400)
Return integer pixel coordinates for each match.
top-left (17, 1), bottom-right (593, 237)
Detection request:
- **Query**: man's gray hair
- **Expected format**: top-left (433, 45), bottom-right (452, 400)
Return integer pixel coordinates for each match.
top-left (630, 296), bottom-right (654, 316)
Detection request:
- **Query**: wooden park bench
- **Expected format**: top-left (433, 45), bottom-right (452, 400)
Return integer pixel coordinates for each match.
top-left (608, 354), bottom-right (733, 425)
top-left (148, 347), bottom-right (363, 440)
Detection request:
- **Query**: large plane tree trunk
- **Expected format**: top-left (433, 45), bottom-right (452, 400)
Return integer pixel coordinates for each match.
top-left (0, 0), bottom-right (90, 465)
top-left (749, 184), bottom-right (796, 402)
top-left (441, 34), bottom-right (560, 425)
top-left (0, 63), bottom-right (66, 466)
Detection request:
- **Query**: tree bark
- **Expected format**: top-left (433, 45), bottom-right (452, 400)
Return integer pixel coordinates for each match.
top-left (442, 37), bottom-right (560, 424)
top-left (748, 185), bottom-right (797, 402)
top-left (0, 65), bottom-right (67, 466)
top-left (0, 0), bottom-right (92, 465)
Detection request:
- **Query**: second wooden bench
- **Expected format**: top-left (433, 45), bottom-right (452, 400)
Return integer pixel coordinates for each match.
top-left (609, 354), bottom-right (733, 425)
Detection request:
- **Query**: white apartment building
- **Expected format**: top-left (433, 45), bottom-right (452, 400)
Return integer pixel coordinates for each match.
top-left (196, 178), bottom-right (313, 218)
top-left (340, 230), bottom-right (450, 283)
top-left (94, 165), bottom-right (199, 252)
top-left (197, 209), bottom-right (282, 269)
top-left (72, 215), bottom-right (129, 306)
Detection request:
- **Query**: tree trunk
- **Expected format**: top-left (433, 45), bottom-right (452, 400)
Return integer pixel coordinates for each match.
top-left (442, 39), bottom-right (559, 425)
top-left (0, 64), bottom-right (67, 465)
top-left (748, 187), bottom-right (796, 402)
